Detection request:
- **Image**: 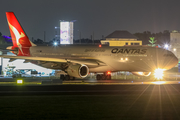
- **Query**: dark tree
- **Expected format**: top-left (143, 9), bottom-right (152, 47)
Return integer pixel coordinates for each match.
top-left (134, 30), bottom-right (170, 45)
top-left (33, 38), bottom-right (44, 44)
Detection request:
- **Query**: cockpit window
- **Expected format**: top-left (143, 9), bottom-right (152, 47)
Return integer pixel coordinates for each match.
top-left (163, 51), bottom-right (174, 57)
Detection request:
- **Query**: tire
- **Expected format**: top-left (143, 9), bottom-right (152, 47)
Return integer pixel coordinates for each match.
top-left (96, 74), bottom-right (101, 80)
top-left (102, 75), bottom-right (106, 80)
top-left (106, 75), bottom-right (111, 80)
top-left (60, 75), bottom-right (65, 80)
top-left (65, 75), bottom-right (70, 80)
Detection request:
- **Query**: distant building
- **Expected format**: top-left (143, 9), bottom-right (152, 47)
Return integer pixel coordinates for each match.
top-left (170, 30), bottom-right (180, 59)
top-left (101, 30), bottom-right (142, 46)
top-left (60, 21), bottom-right (73, 44)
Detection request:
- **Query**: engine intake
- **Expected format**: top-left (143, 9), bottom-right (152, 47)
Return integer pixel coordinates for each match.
top-left (66, 64), bottom-right (89, 78)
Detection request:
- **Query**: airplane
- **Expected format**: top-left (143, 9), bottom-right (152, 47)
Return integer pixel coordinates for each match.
top-left (1, 12), bottom-right (178, 80)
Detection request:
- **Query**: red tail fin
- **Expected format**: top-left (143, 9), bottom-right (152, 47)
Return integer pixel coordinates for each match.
top-left (6, 12), bottom-right (36, 56)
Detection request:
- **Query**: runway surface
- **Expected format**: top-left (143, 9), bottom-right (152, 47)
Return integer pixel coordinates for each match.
top-left (1, 78), bottom-right (180, 119)
top-left (0, 82), bottom-right (180, 96)
top-left (0, 78), bottom-right (180, 95)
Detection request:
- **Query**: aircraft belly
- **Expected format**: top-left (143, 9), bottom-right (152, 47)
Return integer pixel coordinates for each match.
top-left (106, 60), bottom-right (152, 72)
top-left (89, 66), bottom-right (116, 73)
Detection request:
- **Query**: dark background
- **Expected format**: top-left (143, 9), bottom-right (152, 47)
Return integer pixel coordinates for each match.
top-left (0, 0), bottom-right (179, 43)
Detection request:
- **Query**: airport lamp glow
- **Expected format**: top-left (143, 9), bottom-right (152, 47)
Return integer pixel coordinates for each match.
top-left (54, 42), bottom-right (58, 46)
top-left (164, 44), bottom-right (169, 50)
top-left (17, 79), bottom-right (23, 84)
top-left (154, 68), bottom-right (164, 80)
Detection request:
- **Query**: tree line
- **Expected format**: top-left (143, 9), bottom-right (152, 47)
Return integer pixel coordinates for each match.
top-left (0, 30), bottom-right (171, 45)
top-left (133, 30), bottom-right (170, 45)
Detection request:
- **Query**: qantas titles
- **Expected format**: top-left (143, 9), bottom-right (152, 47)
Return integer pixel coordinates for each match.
top-left (85, 49), bottom-right (105, 52)
top-left (111, 48), bottom-right (147, 54)
top-left (85, 48), bottom-right (147, 54)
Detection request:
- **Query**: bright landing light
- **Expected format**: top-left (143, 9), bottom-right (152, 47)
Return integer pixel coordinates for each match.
top-left (154, 68), bottom-right (165, 80)
top-left (152, 81), bottom-right (166, 84)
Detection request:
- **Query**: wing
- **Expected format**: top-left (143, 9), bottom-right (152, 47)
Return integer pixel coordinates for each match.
top-left (0, 55), bottom-right (106, 67)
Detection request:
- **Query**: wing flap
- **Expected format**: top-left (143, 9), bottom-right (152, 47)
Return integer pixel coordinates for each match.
top-left (0, 55), bottom-right (106, 66)
top-left (0, 55), bottom-right (67, 63)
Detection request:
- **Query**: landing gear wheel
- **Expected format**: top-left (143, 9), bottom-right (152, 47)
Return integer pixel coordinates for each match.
top-left (106, 75), bottom-right (111, 80)
top-left (65, 75), bottom-right (70, 80)
top-left (96, 74), bottom-right (101, 80)
top-left (60, 75), bottom-right (65, 81)
top-left (102, 75), bottom-right (106, 80)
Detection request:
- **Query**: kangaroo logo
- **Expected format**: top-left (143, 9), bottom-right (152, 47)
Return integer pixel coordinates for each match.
top-left (8, 21), bottom-right (24, 54)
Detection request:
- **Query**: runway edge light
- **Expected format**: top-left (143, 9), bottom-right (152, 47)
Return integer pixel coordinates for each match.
top-left (17, 79), bottom-right (23, 84)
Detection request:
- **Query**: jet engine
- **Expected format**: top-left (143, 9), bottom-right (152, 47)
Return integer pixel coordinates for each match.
top-left (66, 64), bottom-right (89, 78)
top-left (131, 72), bottom-right (151, 77)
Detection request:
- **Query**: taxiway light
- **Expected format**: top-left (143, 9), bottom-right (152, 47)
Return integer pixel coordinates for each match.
top-left (17, 79), bottom-right (23, 84)
top-left (99, 44), bottom-right (102, 47)
top-left (154, 68), bottom-right (164, 80)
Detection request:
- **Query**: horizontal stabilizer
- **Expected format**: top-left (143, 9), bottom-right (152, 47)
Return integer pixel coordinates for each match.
top-left (0, 55), bottom-right (67, 63)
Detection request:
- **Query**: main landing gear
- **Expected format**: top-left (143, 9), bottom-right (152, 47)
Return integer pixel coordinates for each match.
top-left (96, 74), bottom-right (111, 80)
top-left (60, 74), bottom-right (75, 81)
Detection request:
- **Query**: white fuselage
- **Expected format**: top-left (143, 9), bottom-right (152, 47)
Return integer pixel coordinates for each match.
top-left (29, 45), bottom-right (178, 73)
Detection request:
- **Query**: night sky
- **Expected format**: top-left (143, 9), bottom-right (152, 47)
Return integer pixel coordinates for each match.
top-left (0, 0), bottom-right (180, 41)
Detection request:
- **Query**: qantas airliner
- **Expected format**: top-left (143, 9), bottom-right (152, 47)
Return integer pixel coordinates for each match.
top-left (1, 12), bottom-right (178, 80)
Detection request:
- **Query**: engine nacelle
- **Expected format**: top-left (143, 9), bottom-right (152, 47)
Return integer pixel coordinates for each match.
top-left (66, 64), bottom-right (89, 78)
top-left (131, 72), bottom-right (151, 77)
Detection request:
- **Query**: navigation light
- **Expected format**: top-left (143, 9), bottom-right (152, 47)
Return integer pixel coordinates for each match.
top-left (107, 71), bottom-right (111, 75)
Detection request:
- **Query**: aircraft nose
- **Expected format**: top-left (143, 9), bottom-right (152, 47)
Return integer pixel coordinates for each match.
top-left (159, 50), bottom-right (178, 70)
top-left (168, 55), bottom-right (178, 69)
